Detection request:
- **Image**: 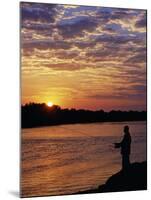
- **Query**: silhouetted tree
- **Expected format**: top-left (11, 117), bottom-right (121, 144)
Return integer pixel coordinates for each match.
top-left (21, 103), bottom-right (147, 128)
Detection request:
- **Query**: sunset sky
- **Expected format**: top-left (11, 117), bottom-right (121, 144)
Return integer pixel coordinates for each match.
top-left (21, 2), bottom-right (147, 111)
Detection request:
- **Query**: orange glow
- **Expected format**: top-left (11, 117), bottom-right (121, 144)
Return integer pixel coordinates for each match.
top-left (21, 4), bottom-right (146, 111)
top-left (47, 102), bottom-right (53, 107)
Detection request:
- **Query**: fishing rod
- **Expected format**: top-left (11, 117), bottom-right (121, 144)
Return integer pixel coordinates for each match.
top-left (59, 125), bottom-right (116, 149)
top-left (58, 125), bottom-right (95, 137)
top-left (57, 124), bottom-right (98, 141)
top-left (55, 125), bottom-right (117, 147)
top-left (61, 125), bottom-right (117, 148)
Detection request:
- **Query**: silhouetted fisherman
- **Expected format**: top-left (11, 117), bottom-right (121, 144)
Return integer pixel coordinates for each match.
top-left (114, 126), bottom-right (131, 170)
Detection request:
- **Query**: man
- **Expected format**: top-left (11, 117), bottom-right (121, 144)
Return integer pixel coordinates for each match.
top-left (114, 126), bottom-right (131, 170)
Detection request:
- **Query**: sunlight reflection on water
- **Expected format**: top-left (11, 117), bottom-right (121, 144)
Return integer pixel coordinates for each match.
top-left (21, 121), bottom-right (146, 197)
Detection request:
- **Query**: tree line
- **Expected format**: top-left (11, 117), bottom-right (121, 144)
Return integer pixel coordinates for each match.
top-left (21, 103), bottom-right (147, 128)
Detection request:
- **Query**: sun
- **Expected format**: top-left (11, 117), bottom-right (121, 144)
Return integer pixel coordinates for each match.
top-left (47, 101), bottom-right (53, 107)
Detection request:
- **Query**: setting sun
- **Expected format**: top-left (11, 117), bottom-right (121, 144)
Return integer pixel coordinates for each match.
top-left (47, 101), bottom-right (53, 107)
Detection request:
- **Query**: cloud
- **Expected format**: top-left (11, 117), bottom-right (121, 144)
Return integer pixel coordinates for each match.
top-left (135, 15), bottom-right (147, 28)
top-left (87, 83), bottom-right (146, 101)
top-left (57, 17), bottom-right (98, 38)
top-left (96, 9), bottom-right (111, 23)
top-left (85, 46), bottom-right (124, 60)
top-left (55, 50), bottom-right (79, 59)
top-left (22, 39), bottom-right (72, 50)
top-left (21, 3), bottom-right (147, 111)
top-left (87, 93), bottom-right (145, 101)
top-left (124, 52), bottom-right (146, 64)
top-left (102, 23), bottom-right (123, 33)
top-left (95, 33), bottom-right (143, 45)
top-left (110, 9), bottom-right (135, 20)
top-left (21, 2), bottom-right (58, 23)
top-left (42, 62), bottom-right (95, 71)
top-left (132, 84), bottom-right (146, 92)
top-left (22, 22), bottom-right (53, 32)
top-left (74, 41), bottom-right (96, 49)
top-left (96, 8), bottom-right (140, 25)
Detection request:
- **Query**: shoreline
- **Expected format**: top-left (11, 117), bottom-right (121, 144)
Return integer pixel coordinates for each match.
top-left (75, 161), bottom-right (147, 195)
top-left (22, 119), bottom-right (147, 129)
top-left (20, 161), bottom-right (147, 198)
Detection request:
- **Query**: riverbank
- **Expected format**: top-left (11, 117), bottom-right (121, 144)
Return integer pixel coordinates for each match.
top-left (22, 103), bottom-right (147, 128)
top-left (76, 161), bottom-right (147, 194)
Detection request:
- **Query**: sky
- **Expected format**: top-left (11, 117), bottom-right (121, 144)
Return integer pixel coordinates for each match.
top-left (21, 2), bottom-right (147, 111)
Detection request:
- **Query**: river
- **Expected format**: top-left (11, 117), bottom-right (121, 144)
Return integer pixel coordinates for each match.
top-left (21, 121), bottom-right (147, 197)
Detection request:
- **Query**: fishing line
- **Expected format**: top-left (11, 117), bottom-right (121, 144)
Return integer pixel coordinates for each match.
top-left (58, 125), bottom-right (116, 148)
top-left (50, 124), bottom-right (116, 148)
top-left (56, 125), bottom-right (101, 144)
top-left (68, 126), bottom-right (114, 148)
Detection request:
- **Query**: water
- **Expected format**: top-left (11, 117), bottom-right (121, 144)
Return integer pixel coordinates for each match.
top-left (21, 121), bottom-right (147, 197)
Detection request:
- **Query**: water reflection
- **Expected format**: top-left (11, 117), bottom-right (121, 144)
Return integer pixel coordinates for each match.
top-left (21, 121), bottom-right (146, 197)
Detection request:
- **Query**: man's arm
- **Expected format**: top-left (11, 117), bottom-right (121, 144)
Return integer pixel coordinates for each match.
top-left (114, 142), bottom-right (121, 148)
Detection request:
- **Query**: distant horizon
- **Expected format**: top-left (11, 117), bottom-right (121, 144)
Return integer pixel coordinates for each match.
top-left (21, 102), bottom-right (147, 128)
top-left (21, 101), bottom-right (147, 112)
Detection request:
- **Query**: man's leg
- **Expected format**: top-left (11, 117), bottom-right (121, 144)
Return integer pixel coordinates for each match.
top-left (122, 155), bottom-right (125, 170)
top-left (122, 154), bottom-right (130, 170)
top-left (125, 154), bottom-right (130, 168)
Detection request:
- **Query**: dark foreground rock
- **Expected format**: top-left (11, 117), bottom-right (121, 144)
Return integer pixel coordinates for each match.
top-left (77, 161), bottom-right (147, 194)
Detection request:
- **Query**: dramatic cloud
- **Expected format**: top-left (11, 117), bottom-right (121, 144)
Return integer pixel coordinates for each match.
top-left (21, 3), bottom-right (58, 23)
top-left (22, 40), bottom-right (72, 50)
top-left (135, 14), bottom-right (147, 28)
top-left (124, 52), bottom-right (146, 64)
top-left (21, 2), bottom-right (147, 111)
top-left (56, 17), bottom-right (98, 38)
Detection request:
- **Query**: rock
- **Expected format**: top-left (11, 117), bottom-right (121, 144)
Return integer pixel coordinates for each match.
top-left (76, 161), bottom-right (147, 194)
